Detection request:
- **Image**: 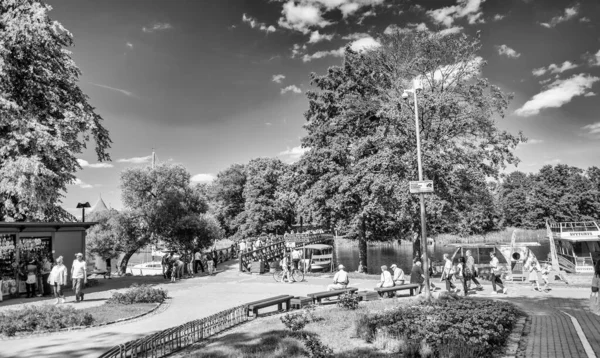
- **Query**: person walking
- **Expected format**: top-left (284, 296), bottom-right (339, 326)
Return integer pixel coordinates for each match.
top-left (281, 252), bottom-right (292, 284)
top-left (41, 256), bottom-right (53, 296)
top-left (442, 254), bottom-right (456, 293)
top-left (591, 260), bottom-right (600, 315)
top-left (465, 250), bottom-right (483, 291)
top-left (457, 257), bottom-right (469, 296)
top-left (490, 252), bottom-right (508, 294)
top-left (25, 258), bottom-right (38, 298)
top-left (71, 253), bottom-right (87, 302)
top-left (327, 265), bottom-right (349, 291)
top-left (206, 254), bottom-right (215, 275)
top-left (540, 262), bottom-right (551, 292)
top-left (526, 257), bottom-right (542, 291)
top-left (48, 256), bottom-right (68, 304)
top-left (194, 250), bottom-right (204, 274)
top-left (105, 258), bottom-right (112, 279)
top-left (291, 248), bottom-right (302, 270)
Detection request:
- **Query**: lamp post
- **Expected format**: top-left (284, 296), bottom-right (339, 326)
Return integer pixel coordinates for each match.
top-left (76, 202), bottom-right (91, 222)
top-left (403, 88), bottom-right (431, 299)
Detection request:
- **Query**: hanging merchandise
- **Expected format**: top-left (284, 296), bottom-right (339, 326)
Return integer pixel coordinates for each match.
top-left (0, 234), bottom-right (17, 297)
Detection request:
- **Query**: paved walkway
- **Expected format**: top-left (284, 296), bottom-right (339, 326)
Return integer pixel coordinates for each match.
top-left (0, 261), bottom-right (598, 358)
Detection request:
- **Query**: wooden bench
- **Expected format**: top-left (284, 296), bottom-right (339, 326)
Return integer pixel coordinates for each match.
top-left (246, 295), bottom-right (294, 317)
top-left (374, 284), bottom-right (420, 298)
top-left (307, 287), bottom-right (358, 304)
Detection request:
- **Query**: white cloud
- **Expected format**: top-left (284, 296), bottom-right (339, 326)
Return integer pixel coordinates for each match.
top-left (279, 146), bottom-right (310, 162)
top-left (342, 32), bottom-right (371, 40)
top-left (532, 61), bottom-right (579, 77)
top-left (302, 47), bottom-right (344, 62)
top-left (427, 0), bottom-right (485, 27)
top-left (384, 23), bottom-right (429, 35)
top-left (117, 155), bottom-right (153, 164)
top-left (278, 2), bottom-right (331, 34)
top-left (77, 159), bottom-right (114, 169)
top-left (243, 14), bottom-right (276, 33)
top-left (272, 74), bottom-right (286, 83)
top-left (349, 36), bottom-right (380, 51)
top-left (302, 35), bottom-right (379, 62)
top-left (70, 178), bottom-right (93, 189)
top-left (126, 42), bottom-right (133, 49)
top-left (586, 50), bottom-right (600, 67)
top-left (582, 122), bottom-right (600, 137)
top-left (281, 85), bottom-right (302, 94)
top-left (493, 14), bottom-right (505, 21)
top-left (515, 74), bottom-right (600, 117)
top-left (191, 173), bottom-right (216, 183)
top-left (580, 17), bottom-right (590, 23)
top-left (340, 2), bottom-right (361, 17)
top-left (496, 44), bottom-right (521, 58)
top-left (88, 82), bottom-right (134, 97)
top-left (308, 30), bottom-right (334, 43)
top-left (265, 122), bottom-right (273, 126)
top-left (415, 56), bottom-right (483, 89)
top-left (584, 92), bottom-right (596, 97)
top-left (539, 5), bottom-right (579, 28)
top-left (439, 26), bottom-right (463, 36)
top-left (142, 22), bottom-right (172, 33)
top-left (520, 138), bottom-right (544, 145)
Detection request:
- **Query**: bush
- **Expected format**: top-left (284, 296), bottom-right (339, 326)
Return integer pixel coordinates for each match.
top-left (337, 292), bottom-right (360, 310)
top-left (355, 298), bottom-right (521, 357)
top-left (280, 311), bottom-right (310, 332)
top-left (0, 305), bottom-right (94, 337)
top-left (106, 284), bottom-right (168, 305)
top-left (302, 333), bottom-right (334, 358)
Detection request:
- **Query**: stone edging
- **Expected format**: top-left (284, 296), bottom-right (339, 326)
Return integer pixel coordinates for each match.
top-left (0, 300), bottom-right (167, 341)
top-left (500, 315), bottom-right (527, 358)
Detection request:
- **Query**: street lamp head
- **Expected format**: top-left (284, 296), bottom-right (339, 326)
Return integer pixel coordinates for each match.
top-left (76, 202), bottom-right (91, 209)
top-left (402, 91), bottom-right (409, 100)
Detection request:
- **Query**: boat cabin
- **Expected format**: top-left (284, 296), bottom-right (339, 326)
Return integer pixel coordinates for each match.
top-left (298, 244), bottom-right (333, 272)
top-left (548, 221), bottom-right (600, 273)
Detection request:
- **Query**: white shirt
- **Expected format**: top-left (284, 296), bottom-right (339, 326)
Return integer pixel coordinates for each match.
top-left (393, 267), bottom-right (404, 281)
top-left (380, 271), bottom-right (394, 286)
top-left (195, 252), bottom-right (201, 260)
top-left (239, 242), bottom-right (246, 251)
top-left (333, 270), bottom-right (349, 285)
top-left (71, 260), bottom-right (87, 279)
top-left (291, 250), bottom-right (301, 260)
top-left (490, 257), bottom-right (500, 273)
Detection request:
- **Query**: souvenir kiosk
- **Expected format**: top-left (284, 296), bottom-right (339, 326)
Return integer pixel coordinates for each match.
top-left (0, 222), bottom-right (95, 299)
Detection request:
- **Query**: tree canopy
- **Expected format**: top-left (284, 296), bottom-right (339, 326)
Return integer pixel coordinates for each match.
top-left (0, 0), bottom-right (111, 221)
top-left (294, 30), bottom-right (523, 271)
top-left (212, 164), bottom-right (247, 237)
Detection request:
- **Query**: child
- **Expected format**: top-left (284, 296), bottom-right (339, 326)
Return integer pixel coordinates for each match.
top-left (527, 258), bottom-right (541, 291)
top-left (540, 262), bottom-right (551, 292)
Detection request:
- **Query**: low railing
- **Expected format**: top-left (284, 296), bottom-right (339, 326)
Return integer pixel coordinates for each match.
top-left (99, 305), bottom-right (249, 358)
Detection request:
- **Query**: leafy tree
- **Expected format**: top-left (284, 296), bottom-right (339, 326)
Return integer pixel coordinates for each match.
top-left (212, 164), bottom-right (246, 237)
top-left (295, 30), bottom-right (523, 274)
top-left (0, 0), bottom-right (111, 221)
top-left (235, 158), bottom-right (295, 238)
top-left (86, 209), bottom-right (122, 262)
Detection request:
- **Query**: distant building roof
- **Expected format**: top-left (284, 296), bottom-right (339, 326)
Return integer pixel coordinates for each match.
top-left (90, 196), bottom-right (108, 213)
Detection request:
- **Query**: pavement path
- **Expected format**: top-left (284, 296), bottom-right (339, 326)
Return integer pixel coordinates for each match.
top-left (0, 260), bottom-right (598, 358)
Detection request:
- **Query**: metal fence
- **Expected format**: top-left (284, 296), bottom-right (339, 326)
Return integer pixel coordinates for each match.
top-left (99, 304), bottom-right (249, 358)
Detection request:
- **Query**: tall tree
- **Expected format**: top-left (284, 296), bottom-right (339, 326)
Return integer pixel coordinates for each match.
top-left (86, 209), bottom-right (122, 262)
top-left (212, 164), bottom-right (246, 237)
top-left (0, 0), bottom-right (111, 221)
top-left (235, 158), bottom-right (294, 238)
top-left (295, 30), bottom-right (523, 273)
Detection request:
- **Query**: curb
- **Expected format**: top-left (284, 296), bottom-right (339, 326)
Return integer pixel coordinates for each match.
top-left (0, 300), bottom-right (167, 341)
top-left (500, 315), bottom-right (527, 358)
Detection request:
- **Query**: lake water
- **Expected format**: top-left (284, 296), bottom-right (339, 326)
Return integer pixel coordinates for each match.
top-left (334, 240), bottom-right (551, 274)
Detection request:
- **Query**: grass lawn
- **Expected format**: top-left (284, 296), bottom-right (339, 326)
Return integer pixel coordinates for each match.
top-left (81, 303), bottom-right (157, 325)
top-left (175, 299), bottom-right (414, 358)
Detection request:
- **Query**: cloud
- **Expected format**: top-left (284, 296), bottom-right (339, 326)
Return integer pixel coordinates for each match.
top-left (308, 30), bottom-right (334, 43)
top-left (77, 159), bottom-right (113, 169)
top-left (291, 43), bottom-right (307, 58)
top-left (302, 35), bottom-right (379, 62)
top-left (427, 0), bottom-right (485, 27)
top-left (585, 50), bottom-right (600, 67)
top-left (414, 56), bottom-right (484, 89)
top-left (272, 74), bottom-right (286, 83)
top-left (281, 85), bottom-right (302, 94)
top-left (493, 14), bottom-right (505, 21)
top-left (265, 122), bottom-right (273, 126)
top-left (242, 13), bottom-right (276, 33)
top-left (88, 82), bottom-right (134, 97)
top-left (582, 122), bottom-right (600, 138)
top-left (544, 159), bottom-right (561, 165)
top-left (342, 32), bottom-right (371, 40)
top-left (126, 42), bottom-right (133, 49)
top-left (584, 92), bottom-right (596, 97)
top-left (117, 155), bottom-right (153, 164)
top-left (278, 2), bottom-right (331, 34)
top-left (515, 74), bottom-right (600, 117)
top-left (190, 173), bottom-right (216, 183)
top-left (539, 5), bottom-right (579, 28)
top-left (496, 44), bottom-right (521, 58)
top-left (279, 146), bottom-right (310, 162)
top-left (438, 26), bottom-right (463, 36)
top-left (531, 61), bottom-right (579, 77)
top-left (142, 22), bottom-right (172, 33)
top-left (70, 178), bottom-right (93, 189)
top-left (580, 17), bottom-right (590, 23)
top-left (520, 138), bottom-right (544, 145)
top-left (384, 23), bottom-right (429, 35)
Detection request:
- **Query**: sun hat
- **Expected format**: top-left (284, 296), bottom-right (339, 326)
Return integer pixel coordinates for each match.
top-left (75, 253), bottom-right (83, 257)
top-left (391, 264), bottom-right (397, 268)
top-left (338, 264), bottom-right (345, 270)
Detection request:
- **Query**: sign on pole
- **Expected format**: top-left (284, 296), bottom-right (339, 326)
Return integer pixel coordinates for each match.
top-left (285, 242), bottom-right (296, 248)
top-left (409, 180), bottom-right (434, 194)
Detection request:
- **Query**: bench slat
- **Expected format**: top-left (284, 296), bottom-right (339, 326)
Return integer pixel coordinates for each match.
top-left (374, 284), bottom-right (419, 292)
top-left (248, 296), bottom-right (294, 310)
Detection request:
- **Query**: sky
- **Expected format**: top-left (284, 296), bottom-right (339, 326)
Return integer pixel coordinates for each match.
top-left (43, 0), bottom-right (600, 216)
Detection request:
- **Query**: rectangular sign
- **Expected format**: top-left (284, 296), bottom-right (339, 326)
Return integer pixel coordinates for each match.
top-left (409, 180), bottom-right (434, 194)
top-left (285, 242), bottom-right (296, 248)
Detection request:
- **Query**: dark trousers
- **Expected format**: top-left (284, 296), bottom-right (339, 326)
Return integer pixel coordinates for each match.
top-left (467, 276), bottom-right (481, 287)
top-left (73, 278), bottom-right (84, 300)
top-left (53, 283), bottom-right (64, 298)
top-left (491, 273), bottom-right (504, 291)
top-left (42, 274), bottom-right (51, 295)
top-left (460, 277), bottom-right (468, 295)
top-left (293, 259), bottom-right (299, 270)
top-left (26, 283), bottom-right (36, 297)
top-left (445, 274), bottom-right (456, 291)
top-left (194, 260), bottom-right (204, 273)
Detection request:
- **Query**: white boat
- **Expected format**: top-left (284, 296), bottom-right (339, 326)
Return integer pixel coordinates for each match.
top-left (547, 221), bottom-right (600, 273)
top-left (127, 261), bottom-right (163, 276)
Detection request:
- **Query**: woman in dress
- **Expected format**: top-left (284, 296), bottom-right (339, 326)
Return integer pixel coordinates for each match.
top-left (48, 256), bottom-right (68, 304)
top-left (457, 257), bottom-right (470, 296)
top-left (527, 257), bottom-right (541, 291)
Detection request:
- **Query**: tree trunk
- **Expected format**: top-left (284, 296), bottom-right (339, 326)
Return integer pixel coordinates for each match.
top-left (119, 248), bottom-right (138, 275)
top-left (357, 218), bottom-right (368, 273)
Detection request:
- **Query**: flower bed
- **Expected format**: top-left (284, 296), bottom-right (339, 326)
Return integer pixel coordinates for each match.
top-left (356, 298), bottom-right (523, 357)
top-left (106, 283), bottom-right (168, 305)
top-left (0, 305), bottom-right (94, 337)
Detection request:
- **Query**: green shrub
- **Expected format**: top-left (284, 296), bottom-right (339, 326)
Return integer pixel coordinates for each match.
top-left (355, 298), bottom-right (521, 357)
top-left (0, 305), bottom-right (94, 337)
top-left (106, 284), bottom-right (168, 305)
top-left (337, 292), bottom-right (360, 310)
top-left (281, 311), bottom-right (310, 332)
top-left (302, 333), bottom-right (334, 358)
